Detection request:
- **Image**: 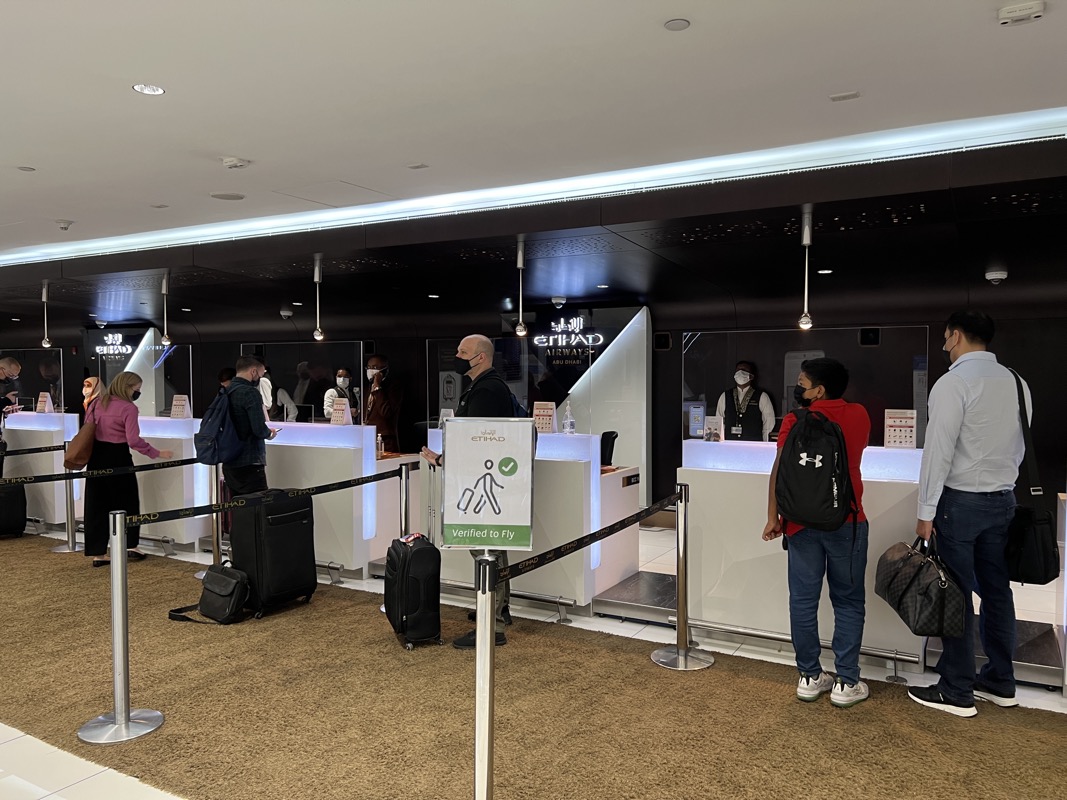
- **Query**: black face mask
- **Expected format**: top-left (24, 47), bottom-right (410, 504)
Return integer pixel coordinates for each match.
top-left (453, 356), bottom-right (472, 375)
top-left (793, 385), bottom-right (813, 408)
top-left (131, 390), bottom-right (142, 402)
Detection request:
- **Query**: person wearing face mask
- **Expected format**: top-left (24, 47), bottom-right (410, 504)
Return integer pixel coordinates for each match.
top-left (363, 354), bottom-right (403, 452)
top-left (80, 376), bottom-right (102, 423)
top-left (763, 357), bottom-right (871, 708)
top-left (0, 356), bottom-right (23, 415)
top-left (714, 360), bottom-right (776, 441)
top-left (907, 311), bottom-right (1031, 718)
top-left (222, 355), bottom-right (279, 497)
top-left (323, 368), bottom-right (359, 422)
top-left (421, 334), bottom-right (515, 649)
top-left (82, 371), bottom-right (175, 567)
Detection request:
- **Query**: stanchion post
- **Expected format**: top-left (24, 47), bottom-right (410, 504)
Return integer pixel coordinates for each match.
top-left (474, 552), bottom-right (497, 800)
top-left (400, 462), bottom-right (411, 538)
top-left (196, 464), bottom-right (222, 581)
top-left (78, 511), bottom-right (164, 744)
top-left (51, 469), bottom-right (84, 553)
top-left (651, 483), bottom-right (715, 671)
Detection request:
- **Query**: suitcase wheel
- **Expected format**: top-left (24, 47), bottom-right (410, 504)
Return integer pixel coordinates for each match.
top-left (254, 610), bottom-right (265, 620)
top-left (404, 642), bottom-right (415, 651)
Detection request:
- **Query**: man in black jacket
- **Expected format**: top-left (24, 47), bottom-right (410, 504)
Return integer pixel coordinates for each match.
top-left (223, 355), bottom-right (278, 496)
top-left (422, 334), bottom-right (515, 649)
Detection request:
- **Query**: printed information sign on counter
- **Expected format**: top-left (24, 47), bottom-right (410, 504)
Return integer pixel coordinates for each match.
top-left (532, 401), bottom-right (557, 433)
top-left (884, 408), bottom-right (917, 449)
top-left (441, 417), bottom-right (535, 550)
top-left (169, 395), bottom-right (192, 419)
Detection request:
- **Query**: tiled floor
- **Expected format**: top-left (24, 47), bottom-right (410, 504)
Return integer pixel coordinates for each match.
top-left (3, 527), bottom-right (1064, 800)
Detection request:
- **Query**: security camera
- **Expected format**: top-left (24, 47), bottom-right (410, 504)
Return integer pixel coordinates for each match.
top-left (280, 305), bottom-right (294, 319)
top-left (985, 269), bottom-right (1008, 285)
top-left (95, 319), bottom-right (108, 328)
top-left (56, 219), bottom-right (74, 231)
top-left (551, 296), bottom-right (567, 309)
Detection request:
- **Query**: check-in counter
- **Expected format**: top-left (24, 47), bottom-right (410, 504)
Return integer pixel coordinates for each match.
top-left (265, 422), bottom-right (420, 577)
top-left (424, 429), bottom-right (640, 608)
top-left (132, 417), bottom-right (212, 546)
top-left (678, 440), bottom-right (925, 661)
top-left (1, 412), bottom-right (80, 525)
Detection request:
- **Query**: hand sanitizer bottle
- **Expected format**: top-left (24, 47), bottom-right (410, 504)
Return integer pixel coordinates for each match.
top-left (376, 433), bottom-right (385, 458)
top-left (562, 401), bottom-right (576, 435)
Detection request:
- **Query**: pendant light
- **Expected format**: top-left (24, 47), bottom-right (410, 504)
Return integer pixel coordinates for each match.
top-left (515, 235), bottom-right (528, 337)
top-left (798, 203), bottom-right (813, 330)
top-left (160, 270), bottom-right (172, 346)
top-left (312, 253), bottom-right (325, 341)
top-left (41, 280), bottom-right (52, 347)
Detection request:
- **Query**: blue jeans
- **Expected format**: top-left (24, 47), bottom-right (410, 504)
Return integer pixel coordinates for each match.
top-left (787, 520), bottom-right (869, 685)
top-left (933, 487), bottom-right (1017, 704)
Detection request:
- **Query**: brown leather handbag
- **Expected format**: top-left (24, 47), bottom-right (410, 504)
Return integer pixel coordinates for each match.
top-left (63, 406), bottom-right (97, 470)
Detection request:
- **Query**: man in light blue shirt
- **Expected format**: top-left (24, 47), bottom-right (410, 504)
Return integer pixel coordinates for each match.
top-left (909, 311), bottom-right (1031, 718)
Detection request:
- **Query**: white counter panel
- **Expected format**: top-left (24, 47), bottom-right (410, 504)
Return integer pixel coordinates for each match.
top-left (133, 417), bottom-right (210, 546)
top-left (2, 413), bottom-right (80, 525)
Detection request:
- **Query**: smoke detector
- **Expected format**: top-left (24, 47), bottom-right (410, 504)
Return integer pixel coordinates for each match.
top-left (220, 156), bottom-right (251, 169)
top-left (998, 2), bottom-right (1045, 25)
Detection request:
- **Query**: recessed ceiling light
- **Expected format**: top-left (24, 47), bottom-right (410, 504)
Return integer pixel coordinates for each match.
top-left (140, 302), bottom-right (148, 305)
top-left (664, 18), bottom-right (690, 31)
top-left (88, 313), bottom-right (98, 317)
top-left (428, 294), bottom-right (440, 299)
top-left (291, 301), bottom-right (303, 306)
top-left (17, 166), bottom-right (36, 172)
top-left (11, 318), bottom-right (20, 322)
top-left (829, 91), bottom-right (861, 103)
top-left (597, 284), bottom-right (609, 289)
top-left (132, 84), bottom-right (165, 95)
top-left (210, 192), bottom-right (245, 201)
top-left (407, 163), bottom-right (430, 170)
top-left (817, 269), bottom-right (833, 274)
top-left (181, 308), bottom-right (192, 312)
top-left (150, 204), bottom-right (170, 209)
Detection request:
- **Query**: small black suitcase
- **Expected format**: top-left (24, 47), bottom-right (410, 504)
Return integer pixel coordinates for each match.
top-left (0, 441), bottom-right (28, 538)
top-left (384, 535), bottom-right (441, 649)
top-left (229, 490), bottom-right (317, 617)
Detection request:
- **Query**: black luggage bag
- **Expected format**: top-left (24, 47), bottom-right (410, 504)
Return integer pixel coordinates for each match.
top-left (229, 490), bottom-right (317, 617)
top-left (384, 535), bottom-right (442, 649)
top-left (0, 440), bottom-right (28, 538)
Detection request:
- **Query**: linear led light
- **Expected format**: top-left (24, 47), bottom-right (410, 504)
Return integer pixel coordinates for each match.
top-left (2, 107), bottom-right (1067, 268)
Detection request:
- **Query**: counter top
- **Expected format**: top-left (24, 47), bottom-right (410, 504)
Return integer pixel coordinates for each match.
top-left (681, 439), bottom-right (923, 482)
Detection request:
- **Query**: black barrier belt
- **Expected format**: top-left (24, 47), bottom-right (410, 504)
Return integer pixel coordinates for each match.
top-left (0, 457), bottom-right (199, 487)
top-left (496, 492), bottom-right (682, 583)
top-left (126, 467), bottom-right (404, 527)
top-left (1, 444), bottom-right (68, 457)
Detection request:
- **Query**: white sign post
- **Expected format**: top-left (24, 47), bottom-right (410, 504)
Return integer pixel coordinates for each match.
top-left (441, 417), bottom-right (535, 550)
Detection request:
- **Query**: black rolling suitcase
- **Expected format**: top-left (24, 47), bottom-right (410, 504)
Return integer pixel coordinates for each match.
top-left (384, 534), bottom-right (441, 649)
top-left (229, 490), bottom-right (317, 617)
top-left (0, 439), bottom-right (28, 538)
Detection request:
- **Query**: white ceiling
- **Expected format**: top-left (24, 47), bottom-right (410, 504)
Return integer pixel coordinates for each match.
top-left (2, 0), bottom-right (1065, 260)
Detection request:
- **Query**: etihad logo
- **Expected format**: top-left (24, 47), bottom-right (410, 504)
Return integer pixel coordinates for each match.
top-left (128, 512), bottom-right (161, 523)
top-left (211, 499), bottom-right (247, 512)
top-left (96, 333), bottom-right (133, 355)
top-left (471, 429), bottom-right (506, 442)
top-left (287, 488), bottom-right (315, 497)
top-left (533, 332), bottom-right (604, 348)
top-left (798, 453), bottom-right (823, 468)
top-left (1, 476), bottom-right (34, 484)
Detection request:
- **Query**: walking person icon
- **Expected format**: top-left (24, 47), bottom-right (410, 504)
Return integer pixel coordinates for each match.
top-left (457, 459), bottom-right (504, 515)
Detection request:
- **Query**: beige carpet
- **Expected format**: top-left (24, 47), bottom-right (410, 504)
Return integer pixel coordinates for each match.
top-left (2, 535), bottom-right (1066, 800)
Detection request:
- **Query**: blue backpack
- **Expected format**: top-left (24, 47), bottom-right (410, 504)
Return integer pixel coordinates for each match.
top-left (194, 386), bottom-right (243, 465)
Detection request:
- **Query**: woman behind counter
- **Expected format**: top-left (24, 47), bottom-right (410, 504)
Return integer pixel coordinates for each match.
top-left (83, 372), bottom-right (173, 567)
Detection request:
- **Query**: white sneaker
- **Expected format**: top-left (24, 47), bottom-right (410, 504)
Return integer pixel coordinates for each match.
top-left (831, 678), bottom-right (869, 708)
top-left (796, 671), bottom-right (834, 702)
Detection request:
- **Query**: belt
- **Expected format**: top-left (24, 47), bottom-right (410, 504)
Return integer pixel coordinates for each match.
top-left (943, 486), bottom-right (1013, 497)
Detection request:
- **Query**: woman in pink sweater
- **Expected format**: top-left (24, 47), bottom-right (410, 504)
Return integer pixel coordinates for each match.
top-left (83, 372), bottom-right (173, 567)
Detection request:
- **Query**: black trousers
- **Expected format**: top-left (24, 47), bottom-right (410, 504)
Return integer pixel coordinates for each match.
top-left (223, 463), bottom-right (268, 497)
top-left (83, 440), bottom-right (140, 556)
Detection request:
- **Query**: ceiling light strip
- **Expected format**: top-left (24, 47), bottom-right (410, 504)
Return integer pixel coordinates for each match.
top-left (2, 107), bottom-right (1067, 268)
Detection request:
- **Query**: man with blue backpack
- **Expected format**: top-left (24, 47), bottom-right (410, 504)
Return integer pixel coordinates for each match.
top-left (762, 357), bottom-right (871, 708)
top-left (197, 355), bottom-right (279, 496)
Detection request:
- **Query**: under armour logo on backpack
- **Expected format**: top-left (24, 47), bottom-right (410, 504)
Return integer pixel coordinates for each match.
top-left (798, 452), bottom-right (823, 467)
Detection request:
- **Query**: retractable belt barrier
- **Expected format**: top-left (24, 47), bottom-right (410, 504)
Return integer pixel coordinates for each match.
top-left (1, 443), bottom-right (68, 457)
top-left (126, 466), bottom-right (407, 527)
top-left (495, 491), bottom-right (681, 583)
top-left (0, 457), bottom-right (199, 487)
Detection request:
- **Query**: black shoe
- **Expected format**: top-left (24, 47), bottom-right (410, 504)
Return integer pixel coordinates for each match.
top-left (974, 679), bottom-right (1018, 708)
top-left (126, 550), bottom-right (147, 562)
top-left (452, 630), bottom-right (506, 649)
top-left (91, 559), bottom-right (110, 568)
top-left (467, 605), bottom-right (512, 625)
top-left (907, 684), bottom-right (977, 718)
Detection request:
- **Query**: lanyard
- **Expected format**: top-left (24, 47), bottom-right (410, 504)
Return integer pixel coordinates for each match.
top-left (733, 386), bottom-right (754, 418)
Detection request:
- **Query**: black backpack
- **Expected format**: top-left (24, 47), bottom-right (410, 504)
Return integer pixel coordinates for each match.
top-left (194, 386), bottom-right (243, 465)
top-left (775, 409), bottom-right (854, 532)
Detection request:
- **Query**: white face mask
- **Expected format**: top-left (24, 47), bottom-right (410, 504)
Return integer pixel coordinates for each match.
top-left (366, 368), bottom-right (379, 381)
top-left (337, 377), bottom-right (350, 389)
top-left (82, 386), bottom-right (93, 397)
top-left (734, 371), bottom-right (752, 386)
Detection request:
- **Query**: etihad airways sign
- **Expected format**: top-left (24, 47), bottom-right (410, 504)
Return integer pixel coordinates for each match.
top-left (96, 333), bottom-right (133, 355)
top-left (532, 315), bottom-right (604, 348)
